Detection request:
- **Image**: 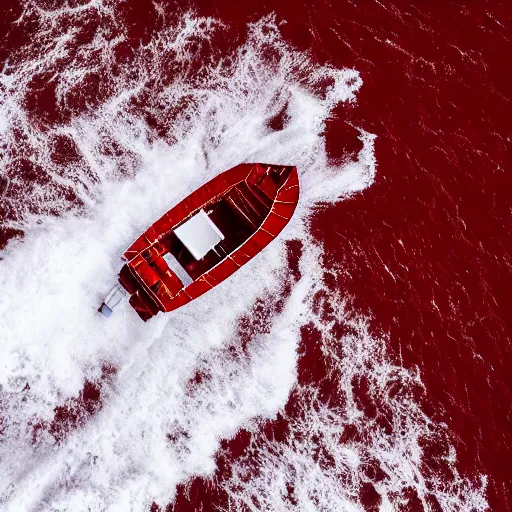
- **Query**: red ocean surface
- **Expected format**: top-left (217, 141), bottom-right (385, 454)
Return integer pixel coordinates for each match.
top-left (0, 0), bottom-right (510, 511)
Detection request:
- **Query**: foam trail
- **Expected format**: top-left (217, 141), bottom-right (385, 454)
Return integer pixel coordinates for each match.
top-left (0, 5), bottom-right (487, 511)
top-left (221, 246), bottom-right (489, 511)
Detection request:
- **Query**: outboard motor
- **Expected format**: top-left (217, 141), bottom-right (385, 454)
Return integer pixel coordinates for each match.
top-left (99, 284), bottom-right (127, 317)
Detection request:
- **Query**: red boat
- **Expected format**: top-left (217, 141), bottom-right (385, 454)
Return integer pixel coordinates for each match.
top-left (100, 163), bottom-right (299, 321)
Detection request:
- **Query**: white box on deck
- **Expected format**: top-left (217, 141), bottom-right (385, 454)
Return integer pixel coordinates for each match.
top-left (174, 209), bottom-right (224, 260)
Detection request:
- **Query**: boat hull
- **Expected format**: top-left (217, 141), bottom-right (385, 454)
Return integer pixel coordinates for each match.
top-left (117, 163), bottom-right (299, 321)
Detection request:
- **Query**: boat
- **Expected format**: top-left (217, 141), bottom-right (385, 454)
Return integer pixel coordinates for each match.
top-left (99, 163), bottom-right (299, 321)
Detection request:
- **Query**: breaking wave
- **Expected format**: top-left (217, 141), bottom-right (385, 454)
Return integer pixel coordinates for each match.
top-left (0, 1), bottom-right (487, 510)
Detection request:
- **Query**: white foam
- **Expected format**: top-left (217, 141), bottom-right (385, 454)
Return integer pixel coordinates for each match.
top-left (220, 272), bottom-right (488, 510)
top-left (0, 5), bottom-right (487, 511)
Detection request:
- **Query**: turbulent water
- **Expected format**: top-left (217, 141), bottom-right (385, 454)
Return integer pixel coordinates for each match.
top-left (1, 0), bottom-right (509, 510)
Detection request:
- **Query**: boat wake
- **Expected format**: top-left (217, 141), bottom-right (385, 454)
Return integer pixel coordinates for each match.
top-left (0, 2), bottom-right (487, 510)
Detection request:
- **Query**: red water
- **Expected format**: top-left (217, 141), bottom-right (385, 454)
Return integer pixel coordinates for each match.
top-left (170, 1), bottom-right (511, 509)
top-left (1, 0), bottom-right (511, 510)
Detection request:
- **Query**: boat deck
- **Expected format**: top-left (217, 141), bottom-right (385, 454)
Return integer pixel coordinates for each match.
top-left (117, 163), bottom-right (298, 321)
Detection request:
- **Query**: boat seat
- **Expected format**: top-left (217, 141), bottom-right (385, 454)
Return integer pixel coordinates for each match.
top-left (246, 167), bottom-right (279, 205)
top-left (152, 256), bottom-right (184, 296)
top-left (224, 182), bottom-right (269, 230)
top-left (129, 290), bottom-right (159, 321)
